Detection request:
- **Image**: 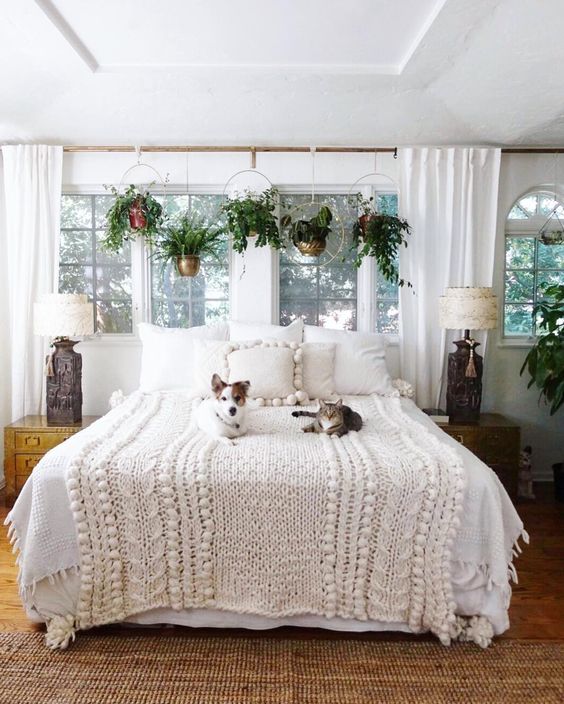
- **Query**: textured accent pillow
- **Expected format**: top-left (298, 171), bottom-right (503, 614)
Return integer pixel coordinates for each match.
top-left (303, 326), bottom-right (394, 396)
top-left (229, 318), bottom-right (303, 343)
top-left (138, 322), bottom-right (229, 392)
top-left (301, 342), bottom-right (336, 400)
top-left (193, 339), bottom-right (308, 405)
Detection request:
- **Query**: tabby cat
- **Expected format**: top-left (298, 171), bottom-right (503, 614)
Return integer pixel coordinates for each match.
top-left (292, 399), bottom-right (363, 437)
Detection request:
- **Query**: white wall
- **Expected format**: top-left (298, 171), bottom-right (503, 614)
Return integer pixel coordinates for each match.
top-left (40, 150), bottom-right (564, 483)
top-left (483, 154), bottom-right (564, 481)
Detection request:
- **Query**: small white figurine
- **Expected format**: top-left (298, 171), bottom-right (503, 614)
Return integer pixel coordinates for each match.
top-left (518, 445), bottom-right (535, 499)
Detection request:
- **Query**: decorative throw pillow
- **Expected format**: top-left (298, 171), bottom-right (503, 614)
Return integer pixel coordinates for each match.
top-left (301, 342), bottom-right (336, 400)
top-left (193, 339), bottom-right (308, 405)
top-left (138, 322), bottom-right (229, 392)
top-left (303, 326), bottom-right (395, 396)
top-left (229, 318), bottom-right (303, 343)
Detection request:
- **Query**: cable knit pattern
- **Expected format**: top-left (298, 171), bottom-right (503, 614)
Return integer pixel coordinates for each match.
top-left (58, 391), bottom-right (467, 648)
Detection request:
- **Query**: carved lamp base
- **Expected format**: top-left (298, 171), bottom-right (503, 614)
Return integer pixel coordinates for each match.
top-left (45, 338), bottom-right (83, 425)
top-left (446, 329), bottom-right (483, 424)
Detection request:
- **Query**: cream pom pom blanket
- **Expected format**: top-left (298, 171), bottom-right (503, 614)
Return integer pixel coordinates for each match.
top-left (49, 391), bottom-right (470, 648)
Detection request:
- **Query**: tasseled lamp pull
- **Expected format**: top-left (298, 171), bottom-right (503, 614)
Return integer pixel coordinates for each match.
top-left (465, 336), bottom-right (478, 378)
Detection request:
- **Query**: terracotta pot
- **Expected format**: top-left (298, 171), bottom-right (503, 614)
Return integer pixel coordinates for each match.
top-left (248, 230), bottom-right (258, 238)
top-left (176, 255), bottom-right (201, 277)
top-left (358, 213), bottom-right (377, 237)
top-left (296, 239), bottom-right (326, 257)
top-left (129, 198), bottom-right (147, 230)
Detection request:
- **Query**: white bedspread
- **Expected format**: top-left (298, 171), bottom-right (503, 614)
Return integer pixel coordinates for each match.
top-left (6, 395), bottom-right (526, 641)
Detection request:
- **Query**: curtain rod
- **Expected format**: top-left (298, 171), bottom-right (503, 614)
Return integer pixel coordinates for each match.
top-left (61, 145), bottom-right (564, 154)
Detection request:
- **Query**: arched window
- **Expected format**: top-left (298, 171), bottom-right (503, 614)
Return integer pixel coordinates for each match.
top-left (504, 190), bottom-right (564, 337)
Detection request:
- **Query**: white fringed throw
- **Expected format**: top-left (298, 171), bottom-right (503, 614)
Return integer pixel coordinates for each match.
top-left (54, 392), bottom-right (468, 648)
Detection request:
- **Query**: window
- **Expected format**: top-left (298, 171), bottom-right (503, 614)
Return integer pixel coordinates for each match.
top-left (373, 192), bottom-right (400, 334)
top-left (279, 194), bottom-right (358, 330)
top-left (504, 191), bottom-right (564, 336)
top-left (150, 194), bottom-right (230, 327)
top-left (59, 194), bottom-right (133, 333)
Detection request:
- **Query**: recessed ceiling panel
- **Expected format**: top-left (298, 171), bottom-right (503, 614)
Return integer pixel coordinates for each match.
top-left (39, 0), bottom-right (446, 72)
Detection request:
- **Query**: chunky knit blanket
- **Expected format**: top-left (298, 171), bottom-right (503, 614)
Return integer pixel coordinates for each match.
top-left (52, 391), bottom-right (467, 648)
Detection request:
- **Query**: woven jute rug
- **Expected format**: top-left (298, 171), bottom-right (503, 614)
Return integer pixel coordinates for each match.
top-left (0, 631), bottom-right (562, 704)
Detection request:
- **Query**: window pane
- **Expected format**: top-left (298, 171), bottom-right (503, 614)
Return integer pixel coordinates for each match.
top-left (376, 271), bottom-right (399, 299)
top-left (505, 270), bottom-right (534, 302)
top-left (504, 304), bottom-right (533, 336)
top-left (150, 194), bottom-right (229, 328)
top-left (60, 230), bottom-right (92, 264)
top-left (376, 301), bottom-right (399, 335)
top-left (508, 204), bottom-right (528, 220)
top-left (539, 195), bottom-right (564, 217)
top-left (518, 195), bottom-right (537, 216)
top-left (279, 193), bottom-right (358, 331)
top-left (537, 271), bottom-right (564, 299)
top-left (60, 194), bottom-right (133, 334)
top-left (538, 242), bottom-right (564, 269)
top-left (61, 195), bottom-right (92, 228)
top-left (505, 237), bottom-right (534, 268)
top-left (376, 193), bottom-right (398, 215)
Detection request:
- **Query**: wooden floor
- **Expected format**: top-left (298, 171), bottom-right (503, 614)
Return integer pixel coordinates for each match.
top-left (0, 484), bottom-right (562, 640)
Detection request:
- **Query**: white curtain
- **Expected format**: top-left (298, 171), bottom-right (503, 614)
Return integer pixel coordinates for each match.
top-left (1, 145), bottom-right (63, 430)
top-left (398, 147), bottom-right (501, 409)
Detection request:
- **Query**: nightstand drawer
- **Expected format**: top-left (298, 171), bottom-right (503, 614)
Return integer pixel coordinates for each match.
top-left (484, 428), bottom-right (519, 464)
top-left (15, 454), bottom-right (43, 478)
top-left (441, 427), bottom-right (483, 456)
top-left (14, 431), bottom-right (72, 453)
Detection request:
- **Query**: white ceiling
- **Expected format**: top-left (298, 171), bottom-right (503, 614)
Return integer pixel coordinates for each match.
top-left (0, 0), bottom-right (563, 146)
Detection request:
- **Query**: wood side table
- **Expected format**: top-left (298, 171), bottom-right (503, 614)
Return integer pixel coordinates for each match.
top-left (4, 415), bottom-right (100, 504)
top-left (436, 413), bottom-right (520, 500)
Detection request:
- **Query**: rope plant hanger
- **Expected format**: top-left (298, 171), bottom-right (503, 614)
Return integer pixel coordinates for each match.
top-left (102, 147), bottom-right (169, 254)
top-left (280, 147), bottom-right (346, 266)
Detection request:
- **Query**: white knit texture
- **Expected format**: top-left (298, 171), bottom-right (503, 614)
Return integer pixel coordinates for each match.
top-left (63, 391), bottom-right (465, 646)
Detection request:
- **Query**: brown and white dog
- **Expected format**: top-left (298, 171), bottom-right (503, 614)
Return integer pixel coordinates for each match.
top-left (196, 373), bottom-right (250, 444)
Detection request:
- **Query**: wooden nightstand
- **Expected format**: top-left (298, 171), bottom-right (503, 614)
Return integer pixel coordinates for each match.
top-left (4, 415), bottom-right (100, 504)
top-left (437, 414), bottom-right (520, 500)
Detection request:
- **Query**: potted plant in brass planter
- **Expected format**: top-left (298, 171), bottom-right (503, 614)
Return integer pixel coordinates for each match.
top-left (152, 212), bottom-right (224, 277)
top-left (280, 205), bottom-right (333, 257)
top-left (351, 194), bottom-right (412, 288)
top-left (221, 187), bottom-right (284, 254)
top-left (102, 184), bottom-right (164, 253)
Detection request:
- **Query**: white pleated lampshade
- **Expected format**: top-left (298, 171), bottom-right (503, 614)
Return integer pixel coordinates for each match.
top-left (34, 294), bottom-right (94, 337)
top-left (439, 287), bottom-right (498, 331)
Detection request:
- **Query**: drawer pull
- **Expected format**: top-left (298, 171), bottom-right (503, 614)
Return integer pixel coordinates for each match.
top-left (25, 435), bottom-right (40, 446)
top-left (25, 457), bottom-right (40, 470)
top-left (454, 434), bottom-right (464, 445)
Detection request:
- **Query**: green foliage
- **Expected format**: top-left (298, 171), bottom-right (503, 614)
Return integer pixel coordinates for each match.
top-left (280, 205), bottom-right (333, 246)
top-left (350, 195), bottom-right (412, 288)
top-left (102, 184), bottom-right (164, 253)
top-left (520, 283), bottom-right (564, 415)
top-left (152, 211), bottom-right (224, 262)
top-left (221, 188), bottom-right (283, 254)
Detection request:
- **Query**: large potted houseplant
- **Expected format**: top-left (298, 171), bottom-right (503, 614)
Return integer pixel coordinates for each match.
top-left (102, 184), bottom-right (164, 253)
top-left (520, 283), bottom-right (564, 499)
top-left (153, 212), bottom-right (224, 277)
top-left (280, 205), bottom-right (333, 257)
top-left (351, 195), bottom-right (412, 287)
top-left (221, 187), bottom-right (284, 254)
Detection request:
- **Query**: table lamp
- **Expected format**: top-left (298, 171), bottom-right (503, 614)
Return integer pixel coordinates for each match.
top-left (34, 293), bottom-right (94, 425)
top-left (439, 287), bottom-right (498, 423)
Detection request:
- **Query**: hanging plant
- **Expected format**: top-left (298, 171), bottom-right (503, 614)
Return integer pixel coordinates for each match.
top-left (520, 283), bottom-right (564, 415)
top-left (221, 187), bottom-right (284, 254)
top-left (102, 184), bottom-right (164, 253)
top-left (152, 211), bottom-right (224, 277)
top-left (280, 205), bottom-right (333, 257)
top-left (351, 195), bottom-right (412, 288)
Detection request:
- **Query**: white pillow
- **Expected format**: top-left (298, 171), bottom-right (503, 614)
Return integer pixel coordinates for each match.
top-left (138, 322), bottom-right (228, 392)
top-left (229, 318), bottom-right (303, 343)
top-left (193, 339), bottom-right (308, 406)
top-left (301, 342), bottom-right (335, 400)
top-left (303, 326), bottom-right (394, 396)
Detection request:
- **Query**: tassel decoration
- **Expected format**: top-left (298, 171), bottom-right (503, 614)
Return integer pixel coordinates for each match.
top-left (465, 338), bottom-right (478, 378)
top-left (44, 350), bottom-right (55, 377)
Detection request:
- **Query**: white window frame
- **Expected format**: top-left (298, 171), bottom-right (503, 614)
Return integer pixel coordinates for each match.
top-left (503, 189), bottom-right (564, 341)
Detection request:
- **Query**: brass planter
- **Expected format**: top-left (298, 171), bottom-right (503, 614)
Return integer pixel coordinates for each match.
top-left (176, 255), bottom-right (201, 277)
top-left (296, 239), bottom-right (326, 257)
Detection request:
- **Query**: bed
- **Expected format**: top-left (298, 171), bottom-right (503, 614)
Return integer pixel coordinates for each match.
top-left (6, 389), bottom-right (526, 650)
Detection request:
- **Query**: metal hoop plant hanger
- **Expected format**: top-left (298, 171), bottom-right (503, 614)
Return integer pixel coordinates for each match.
top-left (117, 147), bottom-right (169, 202)
top-left (281, 148), bottom-right (346, 267)
top-left (346, 170), bottom-right (400, 215)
